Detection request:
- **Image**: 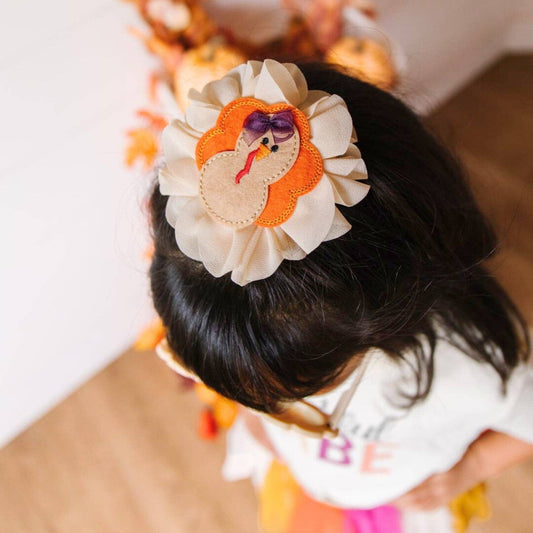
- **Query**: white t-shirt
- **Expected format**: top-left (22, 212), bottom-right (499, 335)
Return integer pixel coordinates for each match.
top-left (223, 338), bottom-right (533, 509)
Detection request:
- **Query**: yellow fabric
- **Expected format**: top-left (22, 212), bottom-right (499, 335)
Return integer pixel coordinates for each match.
top-left (449, 483), bottom-right (492, 533)
top-left (258, 460), bottom-right (301, 533)
top-left (213, 396), bottom-right (238, 428)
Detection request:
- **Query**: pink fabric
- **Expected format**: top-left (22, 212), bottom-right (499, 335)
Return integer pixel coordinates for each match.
top-left (343, 505), bottom-right (402, 533)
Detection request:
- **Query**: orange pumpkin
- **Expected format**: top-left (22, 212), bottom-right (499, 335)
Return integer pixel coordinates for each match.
top-left (174, 40), bottom-right (246, 110)
top-left (326, 36), bottom-right (396, 90)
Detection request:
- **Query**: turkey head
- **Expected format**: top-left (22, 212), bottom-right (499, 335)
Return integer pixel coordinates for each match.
top-left (199, 109), bottom-right (300, 228)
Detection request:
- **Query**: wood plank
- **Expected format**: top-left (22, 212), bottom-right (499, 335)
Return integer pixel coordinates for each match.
top-left (0, 352), bottom-right (258, 533)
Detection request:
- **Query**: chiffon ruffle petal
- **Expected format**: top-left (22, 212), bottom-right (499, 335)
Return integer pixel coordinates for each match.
top-left (232, 61), bottom-right (262, 97)
top-left (323, 144), bottom-right (366, 177)
top-left (280, 62), bottom-right (309, 106)
top-left (327, 173), bottom-right (371, 206)
top-left (159, 160), bottom-right (199, 197)
top-left (186, 76), bottom-right (242, 131)
top-left (272, 226), bottom-right (307, 261)
top-left (172, 196), bottom-right (209, 261)
top-left (184, 102), bottom-right (224, 133)
top-left (306, 95), bottom-right (354, 159)
top-left (196, 214), bottom-right (236, 277)
top-left (254, 59), bottom-right (308, 106)
top-left (193, 74), bottom-right (242, 108)
top-left (165, 195), bottom-right (191, 227)
top-left (300, 90), bottom-right (332, 117)
top-left (161, 119), bottom-right (203, 161)
top-left (229, 226), bottom-right (307, 285)
top-left (323, 207), bottom-right (352, 241)
top-left (231, 226), bottom-right (285, 286)
top-left (279, 176), bottom-right (336, 254)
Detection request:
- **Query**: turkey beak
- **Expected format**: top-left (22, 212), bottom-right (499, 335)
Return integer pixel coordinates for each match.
top-left (255, 143), bottom-right (271, 161)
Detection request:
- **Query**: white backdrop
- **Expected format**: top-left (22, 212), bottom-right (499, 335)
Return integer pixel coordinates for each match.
top-left (0, 1), bottom-right (156, 446)
top-left (0, 0), bottom-right (532, 447)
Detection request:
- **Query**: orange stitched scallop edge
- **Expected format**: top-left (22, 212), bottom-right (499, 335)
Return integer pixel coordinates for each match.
top-left (195, 97), bottom-right (323, 228)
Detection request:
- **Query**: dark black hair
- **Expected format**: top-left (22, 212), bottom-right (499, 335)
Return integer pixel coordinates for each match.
top-left (149, 62), bottom-right (530, 413)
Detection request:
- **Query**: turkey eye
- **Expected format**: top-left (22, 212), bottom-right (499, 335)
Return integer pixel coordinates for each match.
top-left (271, 144), bottom-right (279, 152)
top-left (261, 137), bottom-right (269, 145)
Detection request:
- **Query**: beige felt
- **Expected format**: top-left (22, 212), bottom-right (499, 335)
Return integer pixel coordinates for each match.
top-left (199, 129), bottom-right (300, 228)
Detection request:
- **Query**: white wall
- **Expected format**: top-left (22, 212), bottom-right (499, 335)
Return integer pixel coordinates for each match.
top-left (378, 0), bottom-right (533, 113)
top-left (0, 1), bottom-right (156, 446)
top-left (1, 0), bottom-right (532, 448)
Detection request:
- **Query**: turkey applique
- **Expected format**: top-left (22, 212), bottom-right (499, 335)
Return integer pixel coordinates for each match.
top-left (195, 97), bottom-right (323, 228)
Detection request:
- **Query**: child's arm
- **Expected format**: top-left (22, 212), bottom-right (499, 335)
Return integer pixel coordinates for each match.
top-left (391, 430), bottom-right (533, 511)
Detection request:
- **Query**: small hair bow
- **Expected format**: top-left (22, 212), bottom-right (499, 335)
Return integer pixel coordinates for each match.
top-left (242, 110), bottom-right (296, 146)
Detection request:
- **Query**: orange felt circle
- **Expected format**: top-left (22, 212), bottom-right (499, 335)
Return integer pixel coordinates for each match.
top-left (195, 97), bottom-right (323, 228)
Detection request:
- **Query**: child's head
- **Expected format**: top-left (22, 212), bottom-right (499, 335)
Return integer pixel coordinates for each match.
top-left (149, 62), bottom-right (529, 413)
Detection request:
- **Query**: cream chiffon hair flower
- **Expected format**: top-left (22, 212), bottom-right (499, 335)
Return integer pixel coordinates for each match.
top-left (159, 59), bottom-right (370, 286)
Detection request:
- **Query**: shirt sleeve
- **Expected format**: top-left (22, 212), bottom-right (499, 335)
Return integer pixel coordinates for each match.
top-left (489, 362), bottom-right (533, 444)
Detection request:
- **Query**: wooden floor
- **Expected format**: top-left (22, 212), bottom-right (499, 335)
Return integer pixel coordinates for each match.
top-left (427, 54), bottom-right (533, 326)
top-left (1, 54), bottom-right (532, 533)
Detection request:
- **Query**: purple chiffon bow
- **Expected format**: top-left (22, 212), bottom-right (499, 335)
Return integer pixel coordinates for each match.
top-left (242, 110), bottom-right (295, 146)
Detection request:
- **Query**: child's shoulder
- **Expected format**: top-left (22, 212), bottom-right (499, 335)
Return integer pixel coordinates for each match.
top-left (357, 337), bottom-right (533, 444)
top-left (431, 336), bottom-right (532, 397)
top-left (370, 335), bottom-right (532, 418)
top-left (413, 337), bottom-right (533, 437)
top-left (431, 337), bottom-right (504, 392)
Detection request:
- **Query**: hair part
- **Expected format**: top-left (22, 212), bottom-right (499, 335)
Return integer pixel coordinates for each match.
top-left (149, 62), bottom-right (530, 413)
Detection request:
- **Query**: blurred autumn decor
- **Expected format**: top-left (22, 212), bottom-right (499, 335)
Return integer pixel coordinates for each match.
top-left (126, 0), bottom-right (404, 440)
top-left (124, 0), bottom-right (403, 170)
